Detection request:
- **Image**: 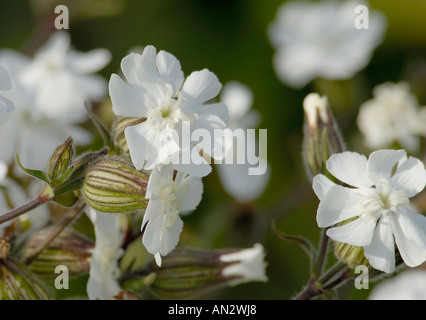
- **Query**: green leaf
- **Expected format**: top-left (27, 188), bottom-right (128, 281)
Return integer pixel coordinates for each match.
top-left (15, 154), bottom-right (51, 185)
top-left (271, 220), bottom-right (316, 261)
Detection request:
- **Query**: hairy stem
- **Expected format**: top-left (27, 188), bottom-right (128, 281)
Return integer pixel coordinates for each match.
top-left (294, 261), bottom-right (349, 300)
top-left (0, 191), bottom-right (51, 225)
top-left (314, 227), bottom-right (330, 277)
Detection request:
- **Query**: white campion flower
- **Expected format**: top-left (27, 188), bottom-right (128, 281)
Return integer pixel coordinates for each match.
top-left (3, 31), bottom-right (111, 122)
top-left (0, 65), bottom-right (14, 121)
top-left (87, 208), bottom-right (124, 300)
top-left (268, 0), bottom-right (386, 88)
top-left (0, 67), bottom-right (92, 170)
top-left (357, 82), bottom-right (426, 153)
top-left (216, 81), bottom-right (270, 203)
top-left (109, 45), bottom-right (229, 177)
top-left (313, 149), bottom-right (426, 273)
top-left (219, 243), bottom-right (268, 286)
top-left (142, 164), bottom-right (203, 266)
top-left (369, 269), bottom-right (426, 300)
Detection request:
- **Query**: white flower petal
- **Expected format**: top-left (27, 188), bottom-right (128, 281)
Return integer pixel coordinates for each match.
top-left (272, 46), bottom-right (322, 89)
top-left (179, 174), bottom-right (203, 213)
top-left (326, 215), bottom-right (376, 246)
top-left (220, 243), bottom-right (268, 286)
top-left (0, 95), bottom-right (15, 114)
top-left (217, 161), bottom-right (270, 203)
top-left (0, 64), bottom-right (11, 90)
top-left (125, 122), bottom-right (159, 170)
top-left (109, 73), bottom-right (148, 117)
top-left (395, 206), bottom-right (426, 249)
top-left (267, 1), bottom-right (386, 88)
top-left (173, 155), bottom-right (212, 178)
top-left (146, 164), bottom-right (173, 198)
top-left (87, 208), bottom-right (123, 300)
top-left (142, 199), bottom-right (183, 257)
top-left (121, 46), bottom-right (159, 85)
top-left (66, 49), bottom-right (111, 74)
top-left (0, 49), bottom-right (30, 75)
top-left (369, 269), bottom-right (426, 300)
top-left (181, 69), bottom-right (222, 110)
top-left (391, 213), bottom-right (426, 268)
top-left (364, 215), bottom-right (395, 273)
top-left (36, 31), bottom-right (70, 61)
top-left (316, 184), bottom-right (363, 227)
top-left (326, 151), bottom-right (372, 188)
top-left (220, 81), bottom-right (254, 120)
top-left (391, 155), bottom-right (426, 198)
top-left (367, 149), bottom-right (406, 181)
top-left (156, 50), bottom-right (184, 93)
top-left (312, 174), bottom-right (335, 201)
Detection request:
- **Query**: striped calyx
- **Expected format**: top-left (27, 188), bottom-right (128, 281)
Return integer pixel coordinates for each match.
top-left (112, 117), bottom-right (146, 154)
top-left (0, 257), bottom-right (52, 300)
top-left (333, 218), bottom-right (369, 268)
top-left (334, 241), bottom-right (369, 268)
top-left (82, 157), bottom-right (149, 213)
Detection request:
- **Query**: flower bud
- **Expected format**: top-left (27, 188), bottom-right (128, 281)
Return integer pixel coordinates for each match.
top-left (47, 137), bottom-right (74, 184)
top-left (23, 228), bottom-right (94, 279)
top-left (133, 243), bottom-right (267, 299)
top-left (0, 257), bottom-right (52, 300)
top-left (334, 241), bottom-right (369, 269)
top-left (82, 157), bottom-right (149, 213)
top-left (112, 117), bottom-right (146, 154)
top-left (302, 93), bottom-right (345, 180)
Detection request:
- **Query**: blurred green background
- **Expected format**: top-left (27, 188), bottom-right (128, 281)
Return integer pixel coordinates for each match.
top-left (1, 0), bottom-right (426, 300)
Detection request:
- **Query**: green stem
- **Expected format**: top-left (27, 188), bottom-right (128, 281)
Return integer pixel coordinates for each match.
top-left (294, 262), bottom-right (349, 300)
top-left (314, 228), bottom-right (330, 277)
top-left (0, 191), bottom-right (51, 225)
top-left (318, 261), bottom-right (348, 287)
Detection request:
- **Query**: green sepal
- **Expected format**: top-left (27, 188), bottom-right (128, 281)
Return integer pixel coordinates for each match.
top-left (47, 137), bottom-right (74, 184)
top-left (15, 153), bottom-right (50, 184)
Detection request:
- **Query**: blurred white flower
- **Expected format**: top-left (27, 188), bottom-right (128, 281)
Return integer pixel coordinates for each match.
top-left (109, 45), bottom-right (229, 177)
top-left (142, 164), bottom-right (203, 266)
top-left (313, 149), bottom-right (426, 273)
top-left (4, 31), bottom-right (111, 122)
top-left (217, 81), bottom-right (270, 203)
top-left (357, 81), bottom-right (426, 152)
top-left (369, 269), bottom-right (426, 300)
top-left (0, 65), bottom-right (14, 121)
top-left (87, 208), bottom-right (124, 300)
top-left (220, 243), bottom-right (268, 286)
top-left (0, 161), bottom-right (50, 238)
top-left (268, 0), bottom-right (386, 88)
top-left (0, 68), bottom-right (92, 170)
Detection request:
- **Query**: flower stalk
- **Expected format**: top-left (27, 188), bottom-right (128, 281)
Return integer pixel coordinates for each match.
top-left (0, 188), bottom-right (53, 226)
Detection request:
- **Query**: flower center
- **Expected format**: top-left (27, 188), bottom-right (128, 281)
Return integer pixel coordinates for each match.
top-left (360, 179), bottom-right (409, 220)
top-left (159, 181), bottom-right (182, 228)
top-left (146, 85), bottom-right (187, 131)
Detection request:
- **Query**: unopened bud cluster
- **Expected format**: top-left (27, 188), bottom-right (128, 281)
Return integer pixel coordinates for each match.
top-left (126, 243), bottom-right (267, 299)
top-left (23, 228), bottom-right (94, 279)
top-left (1, 252), bottom-right (51, 300)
